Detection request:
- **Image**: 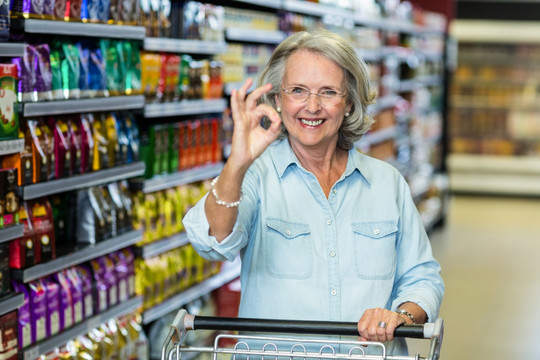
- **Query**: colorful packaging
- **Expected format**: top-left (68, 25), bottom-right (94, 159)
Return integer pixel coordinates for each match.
top-left (0, 243), bottom-right (9, 296)
top-left (91, 113), bottom-right (109, 170)
top-left (11, 46), bottom-right (36, 102)
top-left (1, 129), bottom-right (33, 186)
top-left (182, 1), bottom-right (204, 40)
top-left (0, 310), bottom-right (18, 360)
top-left (52, 271), bottom-right (73, 331)
top-left (140, 52), bottom-right (161, 102)
top-left (49, 194), bottom-right (73, 257)
top-left (76, 187), bottom-right (108, 245)
top-left (90, 258), bottom-right (109, 313)
top-left (39, 119), bottom-right (55, 181)
top-left (49, 40), bottom-right (64, 100)
top-left (168, 123), bottom-right (179, 173)
top-left (0, 64), bottom-right (19, 140)
top-left (78, 114), bottom-right (94, 173)
top-left (33, 43), bottom-right (53, 102)
top-left (107, 182), bottom-right (128, 234)
top-left (9, 201), bottom-right (36, 269)
top-left (88, 46), bottom-right (109, 98)
top-left (77, 42), bottom-right (91, 99)
top-left (178, 55), bottom-right (192, 101)
top-left (52, 118), bottom-right (72, 178)
top-left (11, 281), bottom-right (31, 349)
top-left (61, 42), bottom-right (81, 99)
top-left (65, 268), bottom-right (83, 324)
top-left (110, 251), bottom-right (129, 303)
top-left (67, 118), bottom-right (83, 175)
top-left (100, 39), bottom-right (121, 95)
top-left (104, 113), bottom-right (118, 168)
top-left (40, 277), bottom-right (60, 337)
top-left (27, 119), bottom-right (48, 183)
top-left (0, 168), bottom-right (19, 228)
top-left (80, 0), bottom-right (100, 22)
top-left (0, 0), bottom-right (8, 41)
top-left (28, 197), bottom-right (55, 263)
top-left (28, 280), bottom-right (47, 343)
top-left (74, 265), bottom-right (93, 319)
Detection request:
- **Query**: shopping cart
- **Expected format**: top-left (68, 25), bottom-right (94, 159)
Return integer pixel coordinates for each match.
top-left (161, 309), bottom-right (444, 360)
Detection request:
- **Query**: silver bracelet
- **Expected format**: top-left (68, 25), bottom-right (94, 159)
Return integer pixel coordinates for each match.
top-left (396, 309), bottom-right (415, 324)
top-left (211, 176), bottom-right (243, 208)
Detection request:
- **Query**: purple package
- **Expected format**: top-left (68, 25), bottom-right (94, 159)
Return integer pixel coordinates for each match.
top-left (10, 0), bottom-right (44, 18)
top-left (110, 251), bottom-right (128, 302)
top-left (28, 280), bottom-right (47, 344)
top-left (33, 44), bottom-right (53, 101)
top-left (118, 247), bottom-right (135, 297)
top-left (74, 265), bottom-right (94, 319)
top-left (65, 268), bottom-right (84, 324)
top-left (100, 255), bottom-right (118, 308)
top-left (52, 270), bottom-right (73, 331)
top-left (12, 45), bottom-right (37, 102)
top-left (40, 278), bottom-right (60, 337)
top-left (43, 0), bottom-right (55, 18)
top-left (11, 281), bottom-right (31, 349)
top-left (90, 258), bottom-right (109, 313)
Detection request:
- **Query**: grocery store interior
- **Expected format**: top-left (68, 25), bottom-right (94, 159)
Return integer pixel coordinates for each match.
top-left (1, 0), bottom-right (540, 359)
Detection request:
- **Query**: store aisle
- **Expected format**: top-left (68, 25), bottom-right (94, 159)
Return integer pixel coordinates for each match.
top-left (408, 195), bottom-right (540, 359)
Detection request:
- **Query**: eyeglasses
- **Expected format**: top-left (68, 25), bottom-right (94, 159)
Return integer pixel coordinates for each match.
top-left (281, 87), bottom-right (347, 106)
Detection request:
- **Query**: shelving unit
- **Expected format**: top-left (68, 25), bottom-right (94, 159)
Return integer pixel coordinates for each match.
top-left (137, 232), bottom-right (190, 260)
top-left (11, 229), bottom-right (143, 283)
top-left (0, 139), bottom-right (24, 156)
top-left (144, 99), bottom-right (228, 118)
top-left (448, 19), bottom-right (540, 195)
top-left (23, 95), bottom-right (145, 117)
top-left (142, 262), bottom-right (240, 325)
top-left (0, 43), bottom-right (26, 57)
top-left (130, 162), bottom-right (223, 194)
top-left (0, 293), bottom-right (24, 316)
top-left (21, 296), bottom-right (143, 360)
top-left (144, 38), bottom-right (228, 54)
top-left (0, 224), bottom-right (24, 243)
top-left (22, 162), bottom-right (145, 200)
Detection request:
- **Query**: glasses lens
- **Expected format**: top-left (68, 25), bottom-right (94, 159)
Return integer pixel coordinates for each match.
top-left (283, 88), bottom-right (344, 106)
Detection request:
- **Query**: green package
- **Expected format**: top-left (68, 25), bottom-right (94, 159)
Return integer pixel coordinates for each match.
top-left (100, 39), bottom-right (121, 95)
top-left (168, 123), bottom-right (179, 173)
top-left (49, 40), bottom-right (64, 100)
top-left (61, 42), bottom-right (81, 99)
top-left (0, 64), bottom-right (19, 140)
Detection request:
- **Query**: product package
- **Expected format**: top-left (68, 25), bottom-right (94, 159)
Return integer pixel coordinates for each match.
top-left (74, 265), bottom-right (94, 319)
top-left (11, 281), bottom-right (31, 349)
top-left (1, 131), bottom-right (33, 186)
top-left (67, 117), bottom-right (83, 175)
top-left (52, 270), bottom-right (73, 331)
top-left (0, 242), bottom-right (9, 296)
top-left (52, 118), bottom-right (72, 178)
top-left (78, 114), bottom-right (95, 174)
top-left (28, 197), bottom-right (55, 263)
top-left (9, 201), bottom-right (36, 269)
top-left (0, 0), bottom-right (8, 42)
top-left (0, 64), bottom-right (19, 140)
top-left (0, 168), bottom-right (19, 228)
top-left (0, 310), bottom-right (18, 360)
top-left (40, 277), bottom-right (60, 337)
top-left (33, 43), bottom-right (53, 101)
top-left (26, 119), bottom-right (48, 183)
top-left (27, 280), bottom-right (47, 344)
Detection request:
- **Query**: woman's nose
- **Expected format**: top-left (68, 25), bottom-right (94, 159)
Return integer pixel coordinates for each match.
top-left (305, 93), bottom-right (321, 112)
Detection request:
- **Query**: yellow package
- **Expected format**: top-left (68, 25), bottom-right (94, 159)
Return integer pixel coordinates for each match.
top-left (143, 193), bottom-right (159, 243)
top-left (140, 52), bottom-right (162, 102)
top-left (104, 113), bottom-right (119, 168)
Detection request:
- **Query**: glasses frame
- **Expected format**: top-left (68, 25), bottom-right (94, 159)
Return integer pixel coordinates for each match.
top-left (280, 86), bottom-right (347, 106)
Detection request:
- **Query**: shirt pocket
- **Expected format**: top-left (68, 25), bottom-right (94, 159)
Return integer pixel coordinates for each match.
top-left (264, 218), bottom-right (313, 279)
top-left (351, 220), bottom-right (398, 280)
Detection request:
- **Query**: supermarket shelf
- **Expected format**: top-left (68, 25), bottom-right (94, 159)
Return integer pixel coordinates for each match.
top-left (399, 75), bottom-right (443, 93)
top-left (0, 42), bottom-right (25, 57)
top-left (0, 293), bottom-right (24, 316)
top-left (21, 296), bottom-right (143, 360)
top-left (0, 138), bottom-right (24, 156)
top-left (11, 18), bottom-right (146, 39)
top-left (144, 99), bottom-right (228, 118)
top-left (448, 154), bottom-right (540, 196)
top-left (130, 162), bottom-right (223, 194)
top-left (23, 95), bottom-right (145, 117)
top-left (231, 0), bottom-right (280, 9)
top-left (368, 95), bottom-right (400, 114)
top-left (226, 28), bottom-right (287, 44)
top-left (142, 263), bottom-right (240, 325)
top-left (23, 162), bottom-right (145, 200)
top-left (137, 232), bottom-right (190, 259)
top-left (0, 224), bottom-right (24, 244)
top-left (355, 126), bottom-right (397, 148)
top-left (357, 48), bottom-right (384, 63)
top-left (11, 229), bottom-right (143, 283)
top-left (144, 37), bottom-right (228, 54)
top-left (451, 19), bottom-right (540, 44)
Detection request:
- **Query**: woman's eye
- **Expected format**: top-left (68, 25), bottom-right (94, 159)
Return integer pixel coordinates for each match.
top-left (291, 88), bottom-right (305, 94)
top-left (322, 90), bottom-right (338, 96)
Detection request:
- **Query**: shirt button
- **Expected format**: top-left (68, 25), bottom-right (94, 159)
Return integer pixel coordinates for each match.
top-left (286, 230), bottom-right (291, 235)
top-left (373, 229), bottom-right (380, 235)
top-left (327, 219), bottom-right (332, 225)
top-left (331, 289), bottom-right (337, 296)
top-left (333, 189), bottom-right (337, 194)
top-left (329, 251), bottom-right (336, 257)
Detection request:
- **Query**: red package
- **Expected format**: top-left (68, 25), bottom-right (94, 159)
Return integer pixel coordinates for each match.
top-left (9, 201), bottom-right (36, 269)
top-left (28, 198), bottom-right (55, 263)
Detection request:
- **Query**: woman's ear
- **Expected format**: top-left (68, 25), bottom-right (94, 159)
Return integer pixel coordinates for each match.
top-left (274, 93), bottom-right (282, 110)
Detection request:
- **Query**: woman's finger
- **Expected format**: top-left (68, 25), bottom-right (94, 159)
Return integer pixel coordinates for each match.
top-left (245, 83), bottom-right (273, 109)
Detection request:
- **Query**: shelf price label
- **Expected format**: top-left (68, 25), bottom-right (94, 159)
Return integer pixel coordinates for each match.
top-left (24, 347), bottom-right (40, 360)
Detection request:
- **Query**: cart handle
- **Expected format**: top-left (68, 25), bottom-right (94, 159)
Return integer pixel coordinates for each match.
top-left (178, 312), bottom-right (442, 339)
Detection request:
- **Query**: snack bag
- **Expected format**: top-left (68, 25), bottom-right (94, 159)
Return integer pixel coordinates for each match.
top-left (11, 281), bottom-right (31, 349)
top-left (0, 64), bottom-right (19, 140)
top-left (28, 197), bottom-right (55, 263)
top-left (9, 201), bottom-right (36, 269)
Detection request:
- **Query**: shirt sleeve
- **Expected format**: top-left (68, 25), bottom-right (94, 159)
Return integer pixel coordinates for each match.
top-left (182, 169), bottom-right (260, 263)
top-left (390, 175), bottom-right (445, 322)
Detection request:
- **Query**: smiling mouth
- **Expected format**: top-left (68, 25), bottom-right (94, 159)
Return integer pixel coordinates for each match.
top-left (299, 118), bottom-right (324, 127)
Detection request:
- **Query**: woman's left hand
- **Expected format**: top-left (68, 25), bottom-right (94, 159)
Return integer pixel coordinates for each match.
top-left (356, 307), bottom-right (410, 343)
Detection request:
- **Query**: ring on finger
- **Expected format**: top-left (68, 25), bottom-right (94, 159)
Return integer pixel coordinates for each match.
top-left (377, 321), bottom-right (387, 329)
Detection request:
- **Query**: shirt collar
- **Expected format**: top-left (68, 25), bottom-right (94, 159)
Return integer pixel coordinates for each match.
top-left (270, 139), bottom-right (372, 185)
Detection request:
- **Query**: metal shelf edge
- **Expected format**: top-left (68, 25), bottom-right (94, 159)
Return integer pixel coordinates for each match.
top-left (0, 224), bottom-right (24, 244)
top-left (0, 43), bottom-right (26, 57)
top-left (22, 19), bottom-right (146, 39)
top-left (144, 99), bottom-right (227, 118)
top-left (12, 229), bottom-right (143, 283)
top-left (142, 265), bottom-right (240, 325)
top-left (22, 296), bottom-right (143, 360)
top-left (225, 28), bottom-right (286, 44)
top-left (0, 293), bottom-right (25, 316)
top-left (0, 138), bottom-right (25, 156)
top-left (133, 162), bottom-right (224, 194)
top-left (144, 38), bottom-right (227, 54)
top-left (139, 232), bottom-right (190, 259)
top-left (23, 162), bottom-right (145, 200)
top-left (23, 95), bottom-right (145, 117)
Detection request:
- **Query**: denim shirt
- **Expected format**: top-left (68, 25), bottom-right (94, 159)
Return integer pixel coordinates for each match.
top-left (183, 139), bottom-right (444, 354)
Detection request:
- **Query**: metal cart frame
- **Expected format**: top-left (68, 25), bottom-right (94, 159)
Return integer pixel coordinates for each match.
top-left (162, 309), bottom-right (444, 360)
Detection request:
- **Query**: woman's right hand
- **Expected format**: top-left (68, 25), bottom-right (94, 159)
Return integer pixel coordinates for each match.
top-left (229, 78), bottom-right (282, 171)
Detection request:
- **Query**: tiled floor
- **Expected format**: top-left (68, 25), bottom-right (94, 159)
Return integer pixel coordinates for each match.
top-left (408, 195), bottom-right (540, 359)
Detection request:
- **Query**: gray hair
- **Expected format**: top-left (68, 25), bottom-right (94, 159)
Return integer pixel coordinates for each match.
top-left (258, 28), bottom-right (377, 150)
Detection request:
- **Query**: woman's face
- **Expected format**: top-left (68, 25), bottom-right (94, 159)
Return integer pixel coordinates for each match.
top-left (276, 49), bottom-right (351, 151)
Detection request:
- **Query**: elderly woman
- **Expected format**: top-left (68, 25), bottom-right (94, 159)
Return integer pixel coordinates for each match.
top-left (183, 28), bottom-right (444, 355)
